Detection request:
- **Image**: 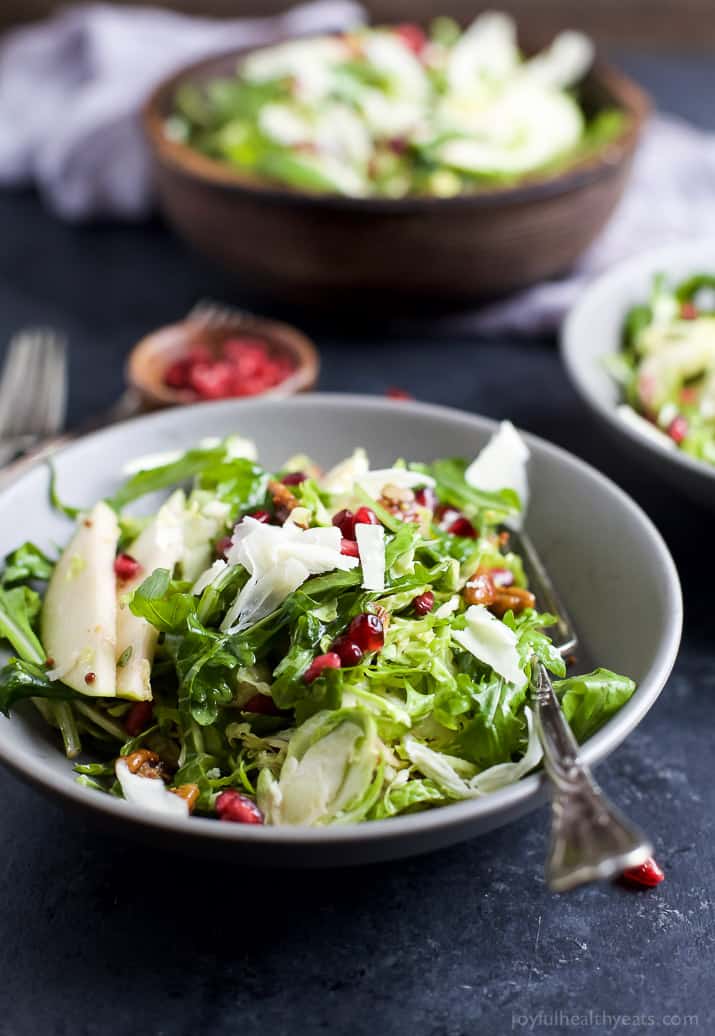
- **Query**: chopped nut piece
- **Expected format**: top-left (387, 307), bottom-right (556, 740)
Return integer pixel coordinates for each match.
top-left (268, 478), bottom-right (298, 516)
top-left (489, 586), bottom-right (536, 618)
top-left (373, 604), bottom-right (390, 633)
top-left (170, 783), bottom-right (200, 813)
top-left (463, 570), bottom-right (496, 607)
top-left (123, 748), bottom-right (170, 781)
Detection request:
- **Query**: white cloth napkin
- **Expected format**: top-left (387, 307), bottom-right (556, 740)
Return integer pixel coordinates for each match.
top-left (0, 1), bottom-right (364, 219)
top-left (2, 6), bottom-right (715, 334)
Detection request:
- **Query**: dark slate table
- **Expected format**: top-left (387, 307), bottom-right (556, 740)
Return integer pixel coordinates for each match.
top-left (0, 52), bottom-right (713, 1036)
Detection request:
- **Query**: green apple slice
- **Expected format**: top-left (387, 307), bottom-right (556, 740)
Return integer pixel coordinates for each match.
top-left (41, 500), bottom-right (120, 697)
top-left (116, 491), bottom-right (185, 701)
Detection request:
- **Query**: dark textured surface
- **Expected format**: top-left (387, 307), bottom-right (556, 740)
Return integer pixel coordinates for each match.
top-left (0, 53), bottom-right (713, 1036)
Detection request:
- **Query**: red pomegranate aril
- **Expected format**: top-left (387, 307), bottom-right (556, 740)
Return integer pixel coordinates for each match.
top-left (164, 358), bottom-right (192, 389)
top-left (124, 701), bottom-right (154, 736)
top-left (354, 506), bottom-right (379, 527)
top-left (490, 568), bottom-right (515, 588)
top-left (386, 386), bottom-right (413, 400)
top-left (667, 415), bottom-right (688, 444)
top-left (331, 636), bottom-right (364, 667)
top-left (248, 510), bottom-right (271, 523)
top-left (189, 361), bottom-right (234, 399)
top-left (281, 471), bottom-right (308, 486)
top-left (394, 22), bottom-right (427, 54)
top-left (415, 486), bottom-right (437, 511)
top-left (346, 612), bottom-right (385, 652)
top-left (680, 301), bottom-right (698, 320)
top-left (215, 535), bottom-right (233, 558)
top-left (242, 693), bottom-right (280, 716)
top-left (622, 856), bottom-right (665, 888)
top-left (413, 591), bottom-right (435, 616)
top-left (114, 553), bottom-right (142, 581)
top-left (216, 789), bottom-right (264, 825)
top-left (448, 515), bottom-right (477, 539)
top-left (340, 538), bottom-right (360, 557)
top-left (332, 508), bottom-right (356, 539)
top-left (304, 652), bottom-right (342, 684)
top-left (434, 503), bottom-right (460, 528)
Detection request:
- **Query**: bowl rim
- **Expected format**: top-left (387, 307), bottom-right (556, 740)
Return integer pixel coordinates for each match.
top-left (561, 237), bottom-right (715, 488)
top-left (141, 39), bottom-right (651, 214)
top-left (0, 395), bottom-right (682, 848)
top-left (126, 311), bottom-right (320, 407)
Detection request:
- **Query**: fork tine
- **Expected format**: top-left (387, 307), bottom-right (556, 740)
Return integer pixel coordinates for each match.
top-left (188, 298), bottom-right (251, 328)
top-left (0, 334), bottom-right (44, 437)
top-left (0, 333), bottom-right (40, 435)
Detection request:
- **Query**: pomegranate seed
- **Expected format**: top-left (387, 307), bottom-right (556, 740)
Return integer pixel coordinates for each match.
top-left (448, 515), bottom-right (477, 539)
top-left (216, 789), bottom-right (264, 825)
top-left (346, 613), bottom-right (384, 652)
top-left (215, 535), bottom-right (233, 559)
top-left (189, 361), bottom-right (235, 400)
top-left (304, 652), bottom-right (342, 684)
top-left (386, 386), bottom-right (413, 400)
top-left (413, 591), bottom-right (435, 616)
top-left (340, 538), bottom-right (360, 557)
top-left (331, 636), bottom-right (364, 667)
top-left (242, 693), bottom-right (280, 716)
top-left (332, 508), bottom-right (356, 539)
top-left (394, 22), bottom-right (427, 54)
top-left (415, 486), bottom-right (437, 511)
top-left (164, 358), bottom-right (192, 389)
top-left (490, 568), bottom-right (515, 588)
top-left (248, 510), bottom-right (271, 523)
top-left (124, 701), bottom-right (154, 736)
top-left (281, 471), bottom-right (307, 486)
top-left (354, 506), bottom-right (379, 527)
top-left (114, 553), bottom-right (142, 581)
top-left (680, 301), bottom-right (698, 320)
top-left (621, 856), bottom-right (665, 888)
top-left (187, 344), bottom-right (213, 365)
top-left (667, 415), bottom-right (688, 444)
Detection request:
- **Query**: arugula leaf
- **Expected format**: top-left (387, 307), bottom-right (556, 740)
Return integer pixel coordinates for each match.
top-left (553, 668), bottom-right (637, 743)
top-left (429, 458), bottom-right (520, 521)
top-left (2, 542), bottom-right (54, 587)
top-left (452, 674), bottom-right (528, 769)
top-left (128, 569), bottom-right (195, 633)
top-left (0, 658), bottom-right (77, 715)
top-left (0, 587), bottom-right (45, 664)
top-left (108, 445), bottom-right (228, 510)
top-left (48, 463), bottom-right (80, 519)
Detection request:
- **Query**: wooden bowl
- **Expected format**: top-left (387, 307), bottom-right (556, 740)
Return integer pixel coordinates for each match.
top-left (142, 43), bottom-right (650, 309)
top-left (127, 311), bottom-right (319, 409)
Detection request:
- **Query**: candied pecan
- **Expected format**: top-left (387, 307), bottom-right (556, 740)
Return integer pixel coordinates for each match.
top-left (489, 586), bottom-right (536, 618)
top-left (463, 570), bottom-right (496, 607)
top-left (123, 749), bottom-right (170, 781)
top-left (268, 478), bottom-right (298, 516)
top-left (170, 783), bottom-right (200, 813)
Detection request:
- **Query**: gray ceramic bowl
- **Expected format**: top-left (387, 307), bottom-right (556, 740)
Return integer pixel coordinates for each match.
top-left (561, 239), bottom-right (715, 508)
top-left (0, 395), bottom-right (681, 866)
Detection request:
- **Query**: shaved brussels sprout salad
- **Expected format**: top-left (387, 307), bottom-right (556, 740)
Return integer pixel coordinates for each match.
top-left (166, 13), bottom-right (625, 199)
top-left (612, 273), bottom-right (715, 465)
top-left (0, 423), bottom-right (635, 826)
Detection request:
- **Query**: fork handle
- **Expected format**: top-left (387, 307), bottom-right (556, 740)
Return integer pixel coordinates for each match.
top-left (533, 662), bottom-right (652, 892)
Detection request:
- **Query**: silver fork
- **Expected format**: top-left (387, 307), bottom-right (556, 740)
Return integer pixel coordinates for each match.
top-left (0, 328), bottom-right (68, 469)
top-left (188, 298), bottom-right (254, 328)
top-left (507, 528), bottom-right (653, 891)
top-left (532, 662), bottom-right (652, 892)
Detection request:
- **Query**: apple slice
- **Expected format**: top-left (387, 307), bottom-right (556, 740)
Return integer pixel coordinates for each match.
top-left (42, 500), bottom-right (120, 697)
top-left (115, 491), bottom-right (185, 701)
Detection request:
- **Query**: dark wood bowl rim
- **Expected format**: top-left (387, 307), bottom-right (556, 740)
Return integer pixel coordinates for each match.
top-left (142, 38), bottom-right (651, 213)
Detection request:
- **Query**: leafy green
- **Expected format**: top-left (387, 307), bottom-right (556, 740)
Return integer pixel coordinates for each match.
top-left (0, 658), bottom-right (77, 715)
top-left (428, 458), bottom-right (520, 522)
top-left (128, 569), bottom-right (195, 633)
top-left (2, 542), bottom-right (54, 587)
top-left (0, 586), bottom-right (45, 664)
top-left (554, 668), bottom-right (637, 743)
top-left (108, 445), bottom-right (229, 510)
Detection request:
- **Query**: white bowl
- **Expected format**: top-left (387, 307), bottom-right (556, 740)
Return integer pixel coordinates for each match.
top-left (561, 239), bottom-right (715, 507)
top-left (0, 395), bottom-right (682, 865)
